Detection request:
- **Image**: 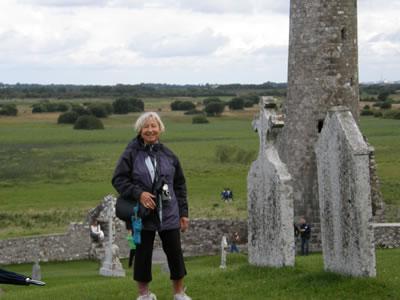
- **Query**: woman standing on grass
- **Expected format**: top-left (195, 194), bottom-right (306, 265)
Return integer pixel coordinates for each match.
top-left (112, 112), bottom-right (191, 300)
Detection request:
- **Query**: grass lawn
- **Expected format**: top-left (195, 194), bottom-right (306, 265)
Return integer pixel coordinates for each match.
top-left (0, 101), bottom-right (399, 238)
top-left (359, 117), bottom-right (400, 220)
top-left (1, 249), bottom-right (399, 299)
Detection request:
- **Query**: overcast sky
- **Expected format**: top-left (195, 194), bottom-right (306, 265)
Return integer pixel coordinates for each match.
top-left (0, 0), bottom-right (399, 85)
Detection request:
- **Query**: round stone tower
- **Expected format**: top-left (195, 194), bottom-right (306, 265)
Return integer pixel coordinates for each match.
top-left (279, 0), bottom-right (360, 223)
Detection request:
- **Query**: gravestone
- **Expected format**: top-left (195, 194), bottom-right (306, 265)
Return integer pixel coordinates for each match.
top-left (219, 235), bottom-right (228, 269)
top-left (99, 195), bottom-right (126, 277)
top-left (31, 259), bottom-right (41, 281)
top-left (247, 97), bottom-right (295, 267)
top-left (315, 107), bottom-right (376, 277)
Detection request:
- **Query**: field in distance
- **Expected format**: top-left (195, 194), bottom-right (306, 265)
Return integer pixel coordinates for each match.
top-left (0, 98), bottom-right (258, 238)
top-left (0, 97), bottom-right (399, 238)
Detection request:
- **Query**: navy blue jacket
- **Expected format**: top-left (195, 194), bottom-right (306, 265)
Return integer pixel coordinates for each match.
top-left (300, 224), bottom-right (311, 239)
top-left (112, 137), bottom-right (188, 231)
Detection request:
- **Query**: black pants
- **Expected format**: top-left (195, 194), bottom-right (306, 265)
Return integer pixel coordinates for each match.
top-left (134, 229), bottom-right (187, 282)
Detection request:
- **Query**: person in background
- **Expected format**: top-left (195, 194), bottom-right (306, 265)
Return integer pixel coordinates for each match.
top-left (299, 217), bottom-right (311, 256)
top-left (90, 220), bottom-right (104, 243)
top-left (221, 188), bottom-right (228, 202)
top-left (226, 188), bottom-right (233, 202)
top-left (230, 231), bottom-right (240, 253)
top-left (112, 112), bottom-right (191, 300)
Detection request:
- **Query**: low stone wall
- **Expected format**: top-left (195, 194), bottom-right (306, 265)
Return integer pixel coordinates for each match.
top-left (0, 223), bottom-right (92, 265)
top-left (0, 219), bottom-right (247, 265)
top-left (373, 223), bottom-right (400, 248)
top-left (1, 220), bottom-right (399, 265)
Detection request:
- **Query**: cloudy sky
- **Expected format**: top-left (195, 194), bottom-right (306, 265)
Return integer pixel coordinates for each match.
top-left (0, 0), bottom-right (399, 85)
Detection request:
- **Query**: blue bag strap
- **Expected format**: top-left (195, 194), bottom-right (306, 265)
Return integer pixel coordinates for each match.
top-left (134, 202), bottom-right (139, 219)
top-left (131, 202), bottom-right (140, 231)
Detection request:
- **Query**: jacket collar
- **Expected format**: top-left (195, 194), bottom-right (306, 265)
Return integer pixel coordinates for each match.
top-left (133, 136), bottom-right (162, 152)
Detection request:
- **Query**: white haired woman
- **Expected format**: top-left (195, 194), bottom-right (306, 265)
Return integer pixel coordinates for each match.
top-left (112, 112), bottom-right (191, 300)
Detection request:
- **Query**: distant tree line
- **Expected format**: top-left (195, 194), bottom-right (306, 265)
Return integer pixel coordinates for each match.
top-left (1, 82), bottom-right (399, 104)
top-left (0, 82), bottom-right (287, 99)
top-left (360, 83), bottom-right (400, 98)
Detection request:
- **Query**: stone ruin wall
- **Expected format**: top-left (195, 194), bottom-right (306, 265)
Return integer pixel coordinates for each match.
top-left (1, 220), bottom-right (399, 265)
top-left (0, 219), bottom-right (247, 265)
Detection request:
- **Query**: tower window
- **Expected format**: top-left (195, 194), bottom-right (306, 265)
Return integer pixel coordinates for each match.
top-left (350, 77), bottom-right (354, 86)
top-left (318, 119), bottom-right (324, 133)
top-left (341, 27), bottom-right (347, 40)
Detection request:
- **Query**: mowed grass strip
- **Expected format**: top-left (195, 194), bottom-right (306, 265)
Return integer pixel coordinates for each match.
top-left (1, 250), bottom-right (399, 300)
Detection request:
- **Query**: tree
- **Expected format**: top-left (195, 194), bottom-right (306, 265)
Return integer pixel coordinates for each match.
top-left (170, 100), bottom-right (195, 111)
top-left (71, 104), bottom-right (90, 116)
top-left (112, 98), bottom-right (129, 114)
top-left (379, 101), bottom-right (392, 109)
top-left (32, 103), bottom-right (47, 113)
top-left (88, 103), bottom-right (109, 118)
top-left (203, 97), bottom-right (222, 106)
top-left (171, 100), bottom-right (183, 111)
top-left (244, 100), bottom-right (254, 108)
top-left (204, 102), bottom-right (225, 116)
top-left (74, 115), bottom-right (104, 130)
top-left (228, 97), bottom-right (245, 110)
top-left (377, 91), bottom-right (390, 102)
top-left (112, 97), bottom-right (144, 114)
top-left (58, 111), bottom-right (79, 124)
top-left (0, 103), bottom-right (18, 116)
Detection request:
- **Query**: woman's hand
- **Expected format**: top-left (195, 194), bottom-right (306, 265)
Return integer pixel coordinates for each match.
top-left (140, 192), bottom-right (156, 210)
top-left (180, 217), bottom-right (189, 232)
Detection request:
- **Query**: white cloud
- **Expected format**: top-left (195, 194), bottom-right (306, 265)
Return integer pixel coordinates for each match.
top-left (129, 28), bottom-right (229, 58)
top-left (17, 0), bottom-right (289, 13)
top-left (175, 0), bottom-right (289, 14)
top-left (0, 0), bottom-right (398, 84)
top-left (18, 0), bottom-right (108, 7)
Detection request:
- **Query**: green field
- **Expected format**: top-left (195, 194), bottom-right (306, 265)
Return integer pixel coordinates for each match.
top-left (359, 117), bottom-right (400, 220)
top-left (0, 102), bottom-right (399, 238)
top-left (0, 103), bottom-right (258, 238)
top-left (1, 250), bottom-right (399, 299)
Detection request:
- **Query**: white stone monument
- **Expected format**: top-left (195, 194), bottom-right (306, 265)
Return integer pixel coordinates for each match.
top-left (248, 97), bottom-right (295, 267)
top-left (99, 195), bottom-right (126, 277)
top-left (219, 235), bottom-right (228, 269)
top-left (31, 258), bottom-right (41, 281)
top-left (315, 106), bottom-right (376, 277)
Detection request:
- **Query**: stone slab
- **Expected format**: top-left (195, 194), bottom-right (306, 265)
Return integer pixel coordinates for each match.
top-left (315, 107), bottom-right (376, 277)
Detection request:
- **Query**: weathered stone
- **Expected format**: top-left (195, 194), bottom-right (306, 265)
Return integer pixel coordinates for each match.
top-left (280, 0), bottom-right (360, 225)
top-left (248, 97), bottom-right (295, 267)
top-left (366, 143), bottom-right (386, 222)
top-left (219, 235), bottom-right (228, 269)
top-left (31, 259), bottom-right (41, 281)
top-left (99, 195), bottom-right (125, 277)
top-left (315, 107), bottom-right (376, 277)
top-left (373, 223), bottom-right (400, 248)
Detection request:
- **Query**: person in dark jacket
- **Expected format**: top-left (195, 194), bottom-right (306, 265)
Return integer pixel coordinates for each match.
top-left (112, 112), bottom-right (191, 300)
top-left (299, 217), bottom-right (311, 256)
